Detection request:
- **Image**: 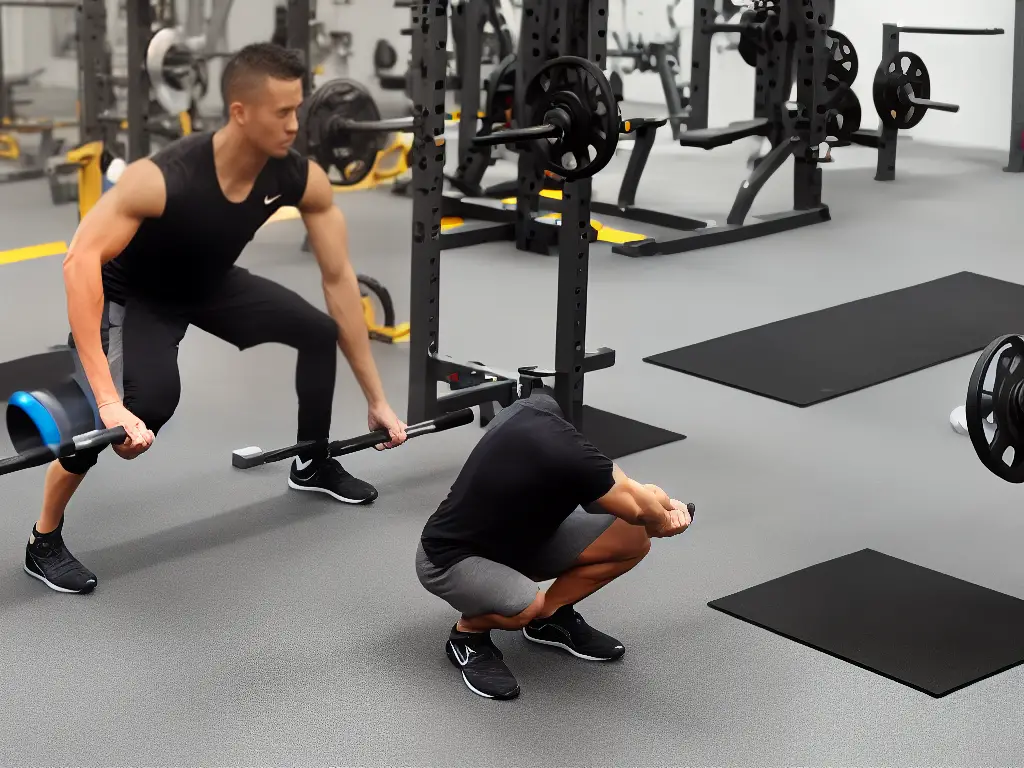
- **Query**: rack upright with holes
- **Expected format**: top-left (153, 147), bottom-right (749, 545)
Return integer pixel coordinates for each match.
top-left (79, 0), bottom-right (117, 147)
top-left (1008, 0), bottom-right (1024, 173)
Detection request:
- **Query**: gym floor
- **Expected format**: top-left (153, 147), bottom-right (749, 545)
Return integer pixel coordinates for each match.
top-left (1, 121), bottom-right (1022, 765)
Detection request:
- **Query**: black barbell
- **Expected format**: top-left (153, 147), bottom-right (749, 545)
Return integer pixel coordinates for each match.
top-left (872, 51), bottom-right (959, 130)
top-left (231, 408), bottom-right (475, 470)
top-left (303, 56), bottom-right (626, 186)
top-left (472, 56), bottom-right (621, 181)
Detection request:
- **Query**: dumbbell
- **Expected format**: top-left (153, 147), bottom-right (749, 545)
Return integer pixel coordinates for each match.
top-left (1, 376), bottom-right (127, 477)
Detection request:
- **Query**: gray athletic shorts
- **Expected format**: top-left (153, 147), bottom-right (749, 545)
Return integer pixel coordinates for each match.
top-left (416, 506), bottom-right (616, 618)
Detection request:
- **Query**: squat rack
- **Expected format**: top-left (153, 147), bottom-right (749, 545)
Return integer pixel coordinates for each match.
top-left (406, 0), bottom-right (682, 459)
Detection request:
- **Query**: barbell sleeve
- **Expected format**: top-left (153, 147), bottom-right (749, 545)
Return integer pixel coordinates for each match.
top-left (473, 123), bottom-right (562, 146)
top-left (702, 23), bottom-right (751, 34)
top-left (0, 426), bottom-right (128, 478)
top-left (0, 445), bottom-right (56, 477)
top-left (902, 87), bottom-right (960, 113)
top-left (332, 116), bottom-right (416, 133)
top-left (906, 96), bottom-right (960, 114)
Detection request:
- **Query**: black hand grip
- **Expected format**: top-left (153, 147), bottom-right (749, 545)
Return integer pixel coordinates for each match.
top-left (72, 426), bottom-right (128, 452)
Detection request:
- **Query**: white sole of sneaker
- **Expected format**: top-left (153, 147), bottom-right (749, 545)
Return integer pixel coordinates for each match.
top-left (23, 563), bottom-right (95, 594)
top-left (522, 630), bottom-right (622, 661)
top-left (461, 672), bottom-right (509, 700)
top-left (287, 478), bottom-right (374, 504)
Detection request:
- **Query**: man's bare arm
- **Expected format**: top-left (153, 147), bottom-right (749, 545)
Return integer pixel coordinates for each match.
top-left (299, 160), bottom-right (387, 407)
top-left (62, 159), bottom-right (165, 407)
top-left (592, 465), bottom-right (673, 525)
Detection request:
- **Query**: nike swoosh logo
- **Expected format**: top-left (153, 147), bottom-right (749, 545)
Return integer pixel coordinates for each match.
top-left (449, 642), bottom-right (474, 666)
top-left (294, 457), bottom-right (312, 471)
top-left (265, 195), bottom-right (282, 205)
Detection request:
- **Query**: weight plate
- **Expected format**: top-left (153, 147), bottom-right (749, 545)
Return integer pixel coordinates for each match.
top-left (966, 335), bottom-right (1024, 483)
top-left (523, 56), bottom-right (620, 181)
top-left (824, 30), bottom-right (858, 90)
top-left (873, 51), bottom-right (931, 130)
top-left (146, 27), bottom-right (195, 115)
top-left (484, 54), bottom-right (518, 127)
top-left (737, 10), bottom-right (760, 67)
top-left (302, 78), bottom-right (384, 187)
top-left (825, 88), bottom-right (861, 144)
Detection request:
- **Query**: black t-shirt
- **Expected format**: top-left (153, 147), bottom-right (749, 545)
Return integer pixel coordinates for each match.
top-left (102, 132), bottom-right (309, 304)
top-left (420, 395), bottom-right (616, 572)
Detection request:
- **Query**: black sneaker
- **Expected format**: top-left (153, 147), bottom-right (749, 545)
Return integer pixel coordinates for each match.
top-left (522, 605), bottom-right (625, 661)
top-left (445, 626), bottom-right (520, 700)
top-left (288, 457), bottom-right (379, 504)
top-left (24, 526), bottom-right (97, 594)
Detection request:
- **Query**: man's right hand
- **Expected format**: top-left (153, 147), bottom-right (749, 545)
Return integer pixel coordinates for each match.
top-left (644, 499), bottom-right (694, 538)
top-left (99, 402), bottom-right (155, 459)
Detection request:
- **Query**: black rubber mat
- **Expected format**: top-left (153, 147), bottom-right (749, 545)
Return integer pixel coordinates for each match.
top-left (0, 348), bottom-right (73, 404)
top-left (709, 549), bottom-right (1024, 697)
top-left (644, 272), bottom-right (1024, 406)
top-left (579, 405), bottom-right (685, 460)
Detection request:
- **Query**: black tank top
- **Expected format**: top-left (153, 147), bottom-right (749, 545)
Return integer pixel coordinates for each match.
top-left (102, 132), bottom-right (309, 304)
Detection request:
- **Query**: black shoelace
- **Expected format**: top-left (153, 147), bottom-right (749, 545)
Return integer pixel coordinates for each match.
top-left (32, 540), bottom-right (88, 581)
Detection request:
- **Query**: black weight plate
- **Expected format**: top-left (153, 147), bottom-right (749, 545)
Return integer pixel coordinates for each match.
top-left (967, 335), bottom-right (1024, 483)
top-left (824, 30), bottom-right (858, 90)
top-left (523, 56), bottom-right (620, 181)
top-left (484, 54), bottom-right (518, 126)
top-left (825, 88), bottom-right (861, 144)
top-left (302, 78), bottom-right (384, 187)
top-left (873, 51), bottom-right (931, 130)
top-left (737, 10), bottom-right (759, 67)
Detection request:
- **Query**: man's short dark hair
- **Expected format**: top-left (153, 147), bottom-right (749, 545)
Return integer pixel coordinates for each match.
top-left (221, 42), bottom-right (306, 104)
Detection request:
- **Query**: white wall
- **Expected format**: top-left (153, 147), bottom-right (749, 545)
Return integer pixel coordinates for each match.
top-left (4, 0), bottom-right (1015, 150)
top-left (610, 0), bottom-right (1019, 151)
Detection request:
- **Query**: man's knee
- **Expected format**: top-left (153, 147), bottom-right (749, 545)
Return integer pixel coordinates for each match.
top-left (606, 520), bottom-right (652, 563)
top-left (125, 382), bottom-right (180, 435)
top-left (58, 448), bottom-right (102, 475)
top-left (297, 310), bottom-right (338, 351)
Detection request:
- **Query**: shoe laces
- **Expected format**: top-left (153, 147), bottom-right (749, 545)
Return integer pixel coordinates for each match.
top-left (33, 540), bottom-right (88, 581)
top-left (318, 459), bottom-right (353, 481)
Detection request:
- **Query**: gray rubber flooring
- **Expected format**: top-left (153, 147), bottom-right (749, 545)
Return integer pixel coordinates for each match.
top-left (1, 130), bottom-right (1023, 765)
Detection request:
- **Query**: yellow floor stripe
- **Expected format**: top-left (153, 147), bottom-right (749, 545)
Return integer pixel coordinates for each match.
top-left (0, 240), bottom-right (68, 266)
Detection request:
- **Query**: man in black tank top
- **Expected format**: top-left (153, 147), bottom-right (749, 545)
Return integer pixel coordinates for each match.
top-left (23, 44), bottom-right (409, 595)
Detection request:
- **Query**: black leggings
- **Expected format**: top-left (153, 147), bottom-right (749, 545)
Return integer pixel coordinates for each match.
top-left (60, 267), bottom-right (338, 474)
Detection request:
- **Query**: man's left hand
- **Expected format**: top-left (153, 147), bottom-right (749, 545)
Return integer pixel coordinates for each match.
top-left (368, 401), bottom-right (408, 450)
